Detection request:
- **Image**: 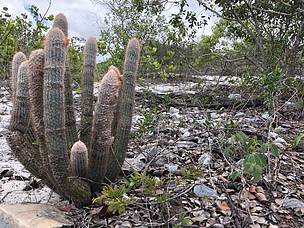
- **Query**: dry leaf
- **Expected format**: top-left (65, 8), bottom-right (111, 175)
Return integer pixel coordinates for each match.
top-left (241, 189), bottom-right (256, 200)
top-left (249, 185), bottom-right (256, 193)
top-left (255, 192), bottom-right (267, 202)
top-left (256, 186), bottom-right (265, 193)
top-left (216, 201), bottom-right (231, 215)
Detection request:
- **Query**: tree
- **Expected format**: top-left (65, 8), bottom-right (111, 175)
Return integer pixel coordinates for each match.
top-left (0, 5), bottom-right (53, 81)
top-left (94, 0), bottom-right (203, 80)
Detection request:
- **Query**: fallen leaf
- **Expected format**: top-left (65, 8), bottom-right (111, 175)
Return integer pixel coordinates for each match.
top-left (249, 185), bottom-right (256, 193)
top-left (255, 192), bottom-right (267, 202)
top-left (241, 188), bottom-right (256, 200)
top-left (256, 186), bottom-right (265, 193)
top-left (216, 201), bottom-right (231, 215)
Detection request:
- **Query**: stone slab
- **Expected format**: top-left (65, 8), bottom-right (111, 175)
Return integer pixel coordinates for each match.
top-left (0, 204), bottom-right (73, 228)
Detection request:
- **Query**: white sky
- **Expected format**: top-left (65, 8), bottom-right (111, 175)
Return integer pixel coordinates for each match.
top-left (0, 0), bottom-right (218, 39)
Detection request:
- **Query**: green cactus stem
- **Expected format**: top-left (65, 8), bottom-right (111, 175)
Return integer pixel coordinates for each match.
top-left (89, 69), bottom-right (121, 191)
top-left (106, 38), bottom-right (141, 180)
top-left (64, 65), bottom-right (78, 149)
top-left (52, 12), bottom-right (77, 149)
top-left (9, 61), bottom-right (31, 134)
top-left (80, 37), bottom-right (97, 148)
top-left (28, 49), bottom-right (59, 189)
top-left (70, 141), bottom-right (88, 178)
top-left (11, 52), bottom-right (27, 106)
top-left (109, 66), bottom-right (122, 136)
top-left (43, 28), bottom-right (69, 184)
top-left (52, 13), bottom-right (68, 36)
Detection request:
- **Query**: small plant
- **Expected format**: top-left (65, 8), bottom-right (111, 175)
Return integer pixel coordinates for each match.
top-left (127, 171), bottom-right (164, 196)
top-left (93, 185), bottom-right (133, 215)
top-left (136, 109), bottom-right (157, 137)
top-left (225, 131), bottom-right (279, 182)
top-left (181, 165), bottom-right (203, 179)
top-left (293, 133), bottom-right (304, 150)
top-left (173, 212), bottom-right (193, 228)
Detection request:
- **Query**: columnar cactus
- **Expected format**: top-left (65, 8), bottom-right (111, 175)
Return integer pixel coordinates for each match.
top-left (11, 52), bottom-right (27, 106)
top-left (70, 141), bottom-right (88, 178)
top-left (53, 13), bottom-right (77, 148)
top-left (7, 13), bottom-right (141, 207)
top-left (80, 37), bottom-right (97, 148)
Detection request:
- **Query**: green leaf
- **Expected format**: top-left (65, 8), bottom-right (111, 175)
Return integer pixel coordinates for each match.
top-left (229, 171), bottom-right (241, 181)
top-left (293, 133), bottom-right (304, 149)
top-left (224, 146), bottom-right (234, 157)
top-left (244, 153), bottom-right (267, 182)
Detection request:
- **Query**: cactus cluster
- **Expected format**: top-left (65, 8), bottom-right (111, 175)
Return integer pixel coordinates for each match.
top-left (7, 13), bottom-right (141, 207)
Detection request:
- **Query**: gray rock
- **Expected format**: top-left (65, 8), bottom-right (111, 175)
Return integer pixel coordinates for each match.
top-left (274, 126), bottom-right (288, 133)
top-left (282, 198), bottom-right (304, 209)
top-left (228, 93), bottom-right (241, 100)
top-left (210, 113), bottom-right (219, 119)
top-left (268, 132), bottom-right (278, 139)
top-left (235, 112), bottom-right (245, 118)
top-left (0, 204), bottom-right (73, 228)
top-left (169, 107), bottom-right (179, 115)
top-left (165, 164), bottom-right (178, 173)
top-left (198, 153), bottom-right (212, 167)
top-left (176, 141), bottom-right (196, 148)
top-left (193, 184), bottom-right (218, 198)
top-left (262, 112), bottom-right (270, 120)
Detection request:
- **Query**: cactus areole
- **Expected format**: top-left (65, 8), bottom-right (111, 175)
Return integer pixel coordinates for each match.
top-left (7, 13), bottom-right (141, 207)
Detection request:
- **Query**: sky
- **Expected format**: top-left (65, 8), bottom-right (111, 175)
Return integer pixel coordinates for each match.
top-left (0, 0), bottom-right (218, 39)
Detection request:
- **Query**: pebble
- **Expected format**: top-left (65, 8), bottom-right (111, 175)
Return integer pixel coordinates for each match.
top-left (282, 198), bottom-right (304, 210)
top-left (193, 184), bottom-right (218, 198)
top-left (228, 93), bottom-right (241, 100)
top-left (198, 153), bottom-right (212, 167)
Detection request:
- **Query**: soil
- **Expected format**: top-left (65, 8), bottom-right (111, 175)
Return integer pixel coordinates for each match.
top-left (0, 78), bottom-right (303, 228)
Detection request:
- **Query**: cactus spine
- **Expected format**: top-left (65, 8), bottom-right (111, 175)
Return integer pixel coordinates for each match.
top-left (53, 13), bottom-right (77, 148)
top-left (10, 61), bottom-right (31, 133)
top-left (44, 28), bottom-right (69, 184)
top-left (80, 37), bottom-right (97, 148)
top-left (70, 141), bottom-right (88, 177)
top-left (106, 38), bottom-right (141, 179)
top-left (52, 13), bottom-right (68, 36)
top-left (7, 13), bottom-right (141, 207)
top-left (89, 69), bottom-right (121, 191)
top-left (11, 52), bottom-right (27, 106)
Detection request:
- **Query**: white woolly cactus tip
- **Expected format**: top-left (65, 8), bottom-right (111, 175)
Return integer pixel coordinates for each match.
top-left (71, 140), bottom-right (88, 153)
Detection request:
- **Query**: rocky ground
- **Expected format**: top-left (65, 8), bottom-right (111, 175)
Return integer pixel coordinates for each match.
top-left (0, 78), bottom-right (303, 228)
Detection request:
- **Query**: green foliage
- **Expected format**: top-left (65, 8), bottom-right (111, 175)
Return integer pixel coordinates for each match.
top-left (136, 109), bottom-right (157, 137)
top-left (225, 131), bottom-right (279, 182)
top-left (173, 212), bottom-right (193, 228)
top-left (0, 5), bottom-right (52, 79)
top-left (93, 185), bottom-right (133, 214)
top-left (293, 133), bottom-right (304, 150)
top-left (67, 37), bottom-right (84, 83)
top-left (127, 171), bottom-right (164, 196)
top-left (181, 165), bottom-right (203, 179)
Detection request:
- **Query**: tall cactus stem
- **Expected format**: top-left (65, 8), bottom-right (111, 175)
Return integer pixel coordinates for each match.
top-left (52, 13), bottom-right (68, 36)
top-left (9, 61), bottom-right (31, 133)
top-left (89, 69), bottom-right (121, 191)
top-left (11, 52), bottom-right (27, 106)
top-left (28, 49), bottom-right (59, 187)
top-left (109, 66), bottom-right (123, 136)
top-left (44, 28), bottom-right (69, 184)
top-left (80, 37), bottom-right (97, 148)
top-left (52, 12), bottom-right (77, 148)
top-left (64, 63), bottom-right (78, 149)
top-left (106, 38), bottom-right (141, 180)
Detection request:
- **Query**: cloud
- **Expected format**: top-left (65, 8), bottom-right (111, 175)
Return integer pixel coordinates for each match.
top-left (0, 0), bottom-right (218, 40)
top-left (0, 0), bottom-right (107, 38)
